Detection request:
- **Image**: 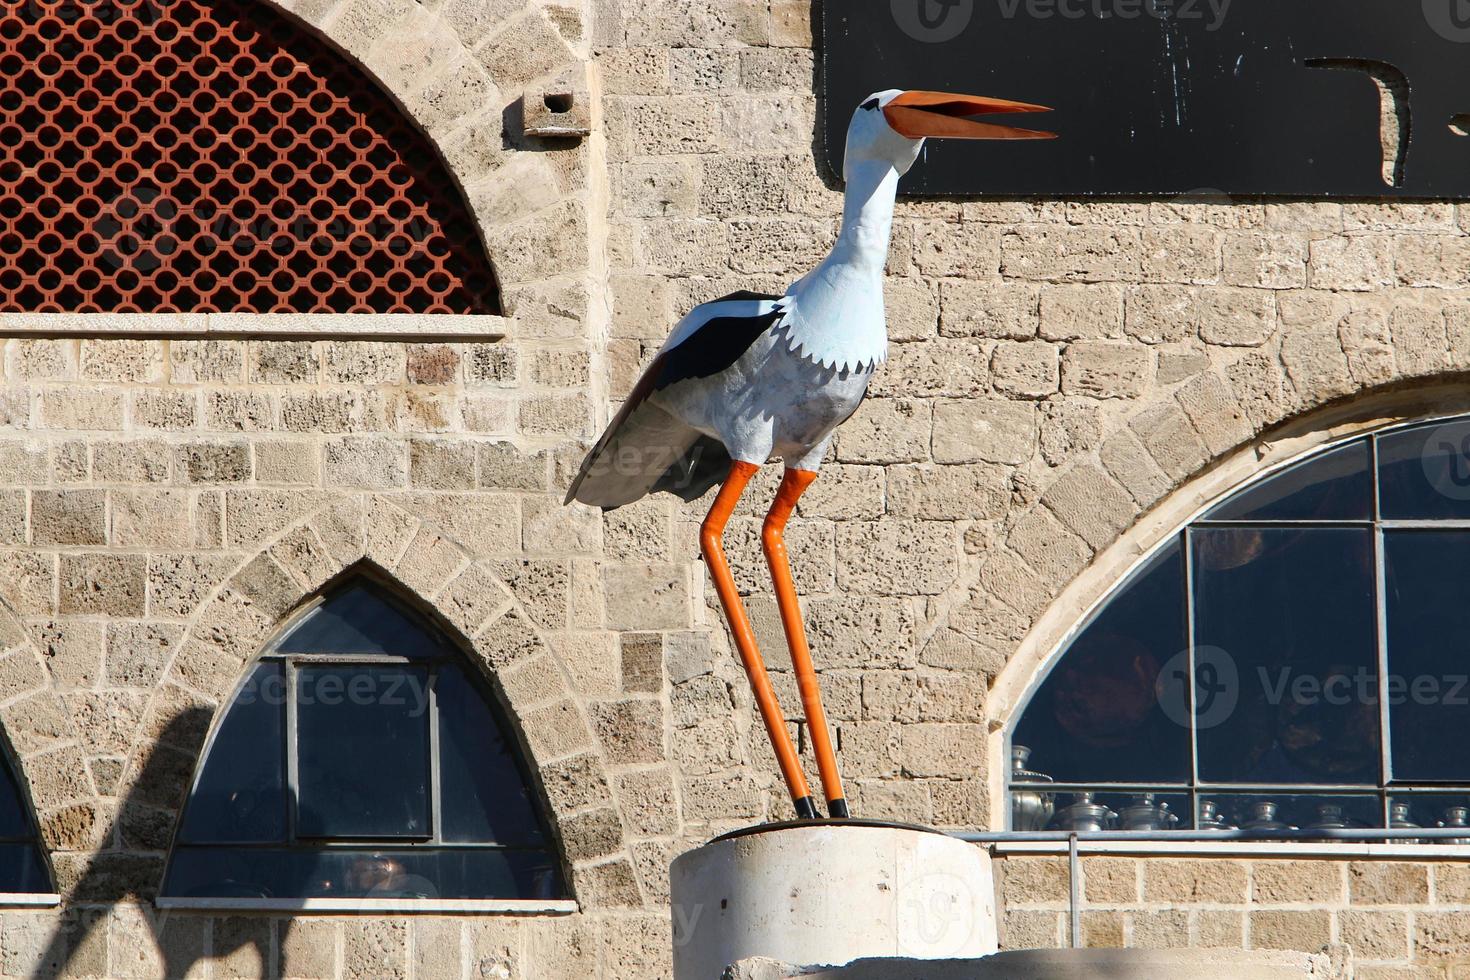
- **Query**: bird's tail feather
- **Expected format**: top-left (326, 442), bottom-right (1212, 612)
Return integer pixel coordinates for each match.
top-left (565, 399), bottom-right (731, 510)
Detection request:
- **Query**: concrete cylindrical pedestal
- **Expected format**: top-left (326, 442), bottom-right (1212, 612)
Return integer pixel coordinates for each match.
top-left (669, 820), bottom-right (997, 980)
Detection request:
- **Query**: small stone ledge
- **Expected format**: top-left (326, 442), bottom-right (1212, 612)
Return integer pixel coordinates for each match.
top-left (0, 313), bottom-right (513, 342)
top-left (154, 896), bottom-right (578, 914)
top-left (728, 948), bottom-right (1334, 979)
top-left (0, 892), bottom-right (60, 908)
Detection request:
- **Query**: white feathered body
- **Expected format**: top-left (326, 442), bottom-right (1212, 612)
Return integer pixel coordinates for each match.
top-left (652, 300), bottom-right (877, 472)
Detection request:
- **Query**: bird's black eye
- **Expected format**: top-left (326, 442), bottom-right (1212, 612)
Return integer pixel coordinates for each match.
top-left (861, 98), bottom-right (880, 111)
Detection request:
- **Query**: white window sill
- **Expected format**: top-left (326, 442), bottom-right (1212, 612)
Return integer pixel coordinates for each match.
top-left (153, 896), bottom-right (578, 914)
top-left (0, 893), bottom-right (60, 907)
top-left (992, 839), bottom-right (1470, 859)
top-left (0, 312), bottom-right (511, 342)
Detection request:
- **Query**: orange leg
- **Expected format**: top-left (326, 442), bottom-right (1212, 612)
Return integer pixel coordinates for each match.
top-left (700, 460), bottom-right (817, 819)
top-left (763, 468), bottom-right (848, 818)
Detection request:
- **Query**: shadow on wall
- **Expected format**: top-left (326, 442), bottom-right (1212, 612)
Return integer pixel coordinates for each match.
top-left (33, 706), bottom-right (284, 978)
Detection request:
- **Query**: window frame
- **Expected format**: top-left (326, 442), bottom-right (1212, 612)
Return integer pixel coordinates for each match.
top-left (1003, 413), bottom-right (1470, 850)
top-left (158, 584), bottom-right (578, 914)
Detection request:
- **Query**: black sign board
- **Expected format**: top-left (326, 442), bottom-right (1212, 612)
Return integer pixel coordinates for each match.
top-left (821, 0), bottom-right (1470, 197)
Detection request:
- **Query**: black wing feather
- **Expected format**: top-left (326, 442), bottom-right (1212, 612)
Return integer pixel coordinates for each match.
top-left (564, 290), bottom-right (785, 509)
top-left (655, 305), bottom-right (784, 392)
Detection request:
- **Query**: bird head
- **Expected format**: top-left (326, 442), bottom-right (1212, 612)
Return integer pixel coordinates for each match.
top-left (844, 89), bottom-right (1056, 178)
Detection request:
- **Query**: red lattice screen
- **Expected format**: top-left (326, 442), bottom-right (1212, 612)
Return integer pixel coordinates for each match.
top-left (0, 0), bottom-right (500, 313)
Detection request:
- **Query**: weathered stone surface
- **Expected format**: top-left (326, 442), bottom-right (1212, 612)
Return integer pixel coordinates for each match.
top-left (1061, 342), bottom-right (1152, 399)
top-left (590, 697), bottom-right (665, 764)
top-left (32, 489), bottom-right (106, 546)
top-left (886, 463), bottom-right (1010, 521)
top-left (1252, 861), bottom-right (1344, 904)
top-left (1129, 402), bottom-right (1208, 481)
top-left (602, 563), bottom-right (688, 630)
top-left (940, 280), bottom-right (1039, 339)
top-left (59, 554), bottom-right (146, 615)
top-left (1039, 285), bottom-right (1124, 341)
top-left (1041, 463), bottom-right (1137, 551)
top-left (1175, 371), bottom-right (1253, 455)
top-left (1250, 910), bottom-right (1333, 952)
top-left (932, 398), bottom-right (1036, 465)
top-left (835, 398), bottom-right (931, 464)
top-left (991, 341), bottom-right (1060, 399)
top-left (1348, 861), bottom-right (1428, 905)
top-left (1143, 859), bottom-right (1248, 903)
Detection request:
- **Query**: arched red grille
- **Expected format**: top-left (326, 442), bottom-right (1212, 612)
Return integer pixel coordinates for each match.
top-left (0, 0), bottom-right (500, 313)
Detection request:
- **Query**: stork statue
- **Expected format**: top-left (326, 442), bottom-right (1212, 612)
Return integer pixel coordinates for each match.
top-left (568, 90), bottom-right (1055, 820)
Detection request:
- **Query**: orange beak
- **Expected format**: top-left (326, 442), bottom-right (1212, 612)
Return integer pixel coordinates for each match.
top-left (882, 91), bottom-right (1057, 140)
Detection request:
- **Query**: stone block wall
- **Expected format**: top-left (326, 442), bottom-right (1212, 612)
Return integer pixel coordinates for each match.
top-left (999, 855), bottom-right (1470, 977)
top-left (0, 331), bottom-right (680, 977)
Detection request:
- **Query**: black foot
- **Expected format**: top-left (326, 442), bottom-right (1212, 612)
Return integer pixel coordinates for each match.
top-left (793, 796), bottom-right (819, 819)
top-left (827, 798), bottom-right (850, 819)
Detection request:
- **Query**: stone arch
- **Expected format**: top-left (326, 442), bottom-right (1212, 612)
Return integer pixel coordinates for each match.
top-left (928, 310), bottom-right (1470, 681)
top-left (974, 380), bottom-right (1470, 825)
top-left (264, 0), bottom-right (594, 301)
top-left (124, 493), bottom-right (639, 907)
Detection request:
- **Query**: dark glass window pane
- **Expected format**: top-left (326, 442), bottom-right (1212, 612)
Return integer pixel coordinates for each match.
top-left (1044, 791), bottom-right (1192, 832)
top-left (1202, 794), bottom-right (1382, 834)
top-left (163, 578), bottom-right (573, 900)
top-left (177, 662), bottom-right (287, 844)
top-left (276, 585), bottom-right (451, 658)
top-left (0, 844), bottom-right (52, 893)
top-left (1385, 530), bottom-right (1470, 781)
top-left (295, 665), bottom-right (430, 838)
top-left (1379, 419), bottom-right (1470, 519)
top-left (1205, 441), bottom-right (1372, 522)
top-left (0, 754), bottom-right (34, 841)
top-left (437, 665), bottom-right (548, 846)
top-left (1388, 794), bottom-right (1470, 841)
top-left (1193, 528), bottom-right (1379, 784)
top-left (162, 846), bottom-right (566, 900)
top-left (1011, 541), bottom-right (1190, 785)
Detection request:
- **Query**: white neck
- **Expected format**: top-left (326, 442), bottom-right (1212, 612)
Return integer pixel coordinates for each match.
top-left (780, 158), bottom-right (903, 372)
top-left (828, 159), bottom-right (902, 277)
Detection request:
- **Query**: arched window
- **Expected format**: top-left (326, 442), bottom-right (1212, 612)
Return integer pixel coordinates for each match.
top-left (1010, 414), bottom-right (1470, 838)
top-left (0, 0), bottom-right (499, 313)
top-left (160, 580), bottom-right (568, 905)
